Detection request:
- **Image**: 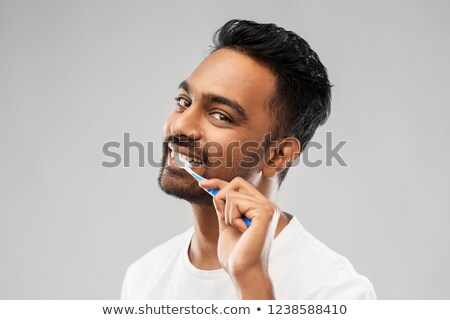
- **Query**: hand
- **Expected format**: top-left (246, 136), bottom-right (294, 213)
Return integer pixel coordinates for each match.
top-left (198, 177), bottom-right (281, 298)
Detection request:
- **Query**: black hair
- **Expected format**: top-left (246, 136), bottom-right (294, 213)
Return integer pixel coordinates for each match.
top-left (211, 19), bottom-right (332, 186)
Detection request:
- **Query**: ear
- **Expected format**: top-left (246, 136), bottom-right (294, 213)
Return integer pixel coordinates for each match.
top-left (262, 136), bottom-right (301, 177)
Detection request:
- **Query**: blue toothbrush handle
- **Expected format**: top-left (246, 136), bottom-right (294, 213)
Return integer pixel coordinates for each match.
top-left (241, 216), bottom-right (252, 227)
top-left (205, 188), bottom-right (252, 227)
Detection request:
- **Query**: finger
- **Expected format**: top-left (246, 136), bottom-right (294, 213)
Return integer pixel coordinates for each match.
top-left (212, 196), bottom-right (224, 220)
top-left (220, 190), bottom-right (258, 203)
top-left (213, 197), bottom-right (227, 232)
top-left (228, 198), bottom-right (249, 233)
top-left (219, 177), bottom-right (266, 201)
top-left (212, 192), bottom-right (226, 219)
top-left (224, 195), bottom-right (249, 233)
top-left (224, 192), bottom-right (231, 226)
top-left (214, 183), bottom-right (262, 219)
top-left (224, 192), bottom-right (247, 228)
top-left (231, 192), bottom-right (276, 225)
top-left (198, 178), bottom-right (228, 190)
top-left (223, 191), bottom-right (268, 229)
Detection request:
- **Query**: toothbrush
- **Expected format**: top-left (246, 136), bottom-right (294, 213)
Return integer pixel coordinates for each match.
top-left (175, 155), bottom-right (252, 227)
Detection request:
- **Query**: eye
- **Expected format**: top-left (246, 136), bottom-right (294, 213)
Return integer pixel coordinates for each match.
top-left (174, 96), bottom-right (191, 108)
top-left (211, 112), bottom-right (232, 122)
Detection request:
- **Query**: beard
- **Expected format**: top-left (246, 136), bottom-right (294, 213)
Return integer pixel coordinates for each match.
top-left (157, 142), bottom-right (255, 205)
top-left (157, 160), bottom-right (212, 205)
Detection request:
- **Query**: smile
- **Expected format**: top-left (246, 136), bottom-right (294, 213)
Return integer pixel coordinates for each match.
top-left (168, 142), bottom-right (203, 167)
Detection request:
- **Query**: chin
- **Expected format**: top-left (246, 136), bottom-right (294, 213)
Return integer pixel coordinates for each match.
top-left (157, 166), bottom-right (212, 205)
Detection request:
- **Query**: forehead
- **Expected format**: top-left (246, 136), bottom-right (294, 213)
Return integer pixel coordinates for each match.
top-left (186, 48), bottom-right (277, 123)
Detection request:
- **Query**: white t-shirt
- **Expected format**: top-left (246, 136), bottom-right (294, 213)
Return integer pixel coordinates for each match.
top-left (121, 215), bottom-right (376, 299)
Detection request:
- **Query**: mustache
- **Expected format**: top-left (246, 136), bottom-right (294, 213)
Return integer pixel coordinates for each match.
top-left (164, 135), bottom-right (208, 163)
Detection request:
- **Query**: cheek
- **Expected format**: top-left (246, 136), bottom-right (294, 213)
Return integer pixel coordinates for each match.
top-left (203, 125), bottom-right (237, 147)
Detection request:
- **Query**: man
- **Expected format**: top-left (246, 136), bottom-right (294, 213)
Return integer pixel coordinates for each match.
top-left (121, 19), bottom-right (376, 299)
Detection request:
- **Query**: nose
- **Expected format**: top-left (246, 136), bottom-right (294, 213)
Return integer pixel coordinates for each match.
top-left (168, 105), bottom-right (203, 141)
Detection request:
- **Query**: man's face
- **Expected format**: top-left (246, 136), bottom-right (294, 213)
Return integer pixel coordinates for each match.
top-left (158, 48), bottom-right (277, 204)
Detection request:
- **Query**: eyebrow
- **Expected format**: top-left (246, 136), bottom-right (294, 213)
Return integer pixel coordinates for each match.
top-left (178, 80), bottom-right (249, 122)
top-left (178, 80), bottom-right (190, 93)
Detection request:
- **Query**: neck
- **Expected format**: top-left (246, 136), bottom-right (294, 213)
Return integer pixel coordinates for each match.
top-left (189, 202), bottom-right (221, 269)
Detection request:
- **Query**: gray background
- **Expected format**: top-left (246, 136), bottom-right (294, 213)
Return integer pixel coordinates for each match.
top-left (1, 0), bottom-right (449, 299)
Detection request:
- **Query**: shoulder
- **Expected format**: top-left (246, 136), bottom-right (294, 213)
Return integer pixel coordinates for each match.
top-left (271, 216), bottom-right (376, 299)
top-left (121, 227), bottom-right (193, 299)
top-left (310, 254), bottom-right (377, 299)
top-left (127, 228), bottom-right (191, 275)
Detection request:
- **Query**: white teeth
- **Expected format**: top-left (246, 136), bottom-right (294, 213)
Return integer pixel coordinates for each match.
top-left (180, 153), bottom-right (202, 164)
top-left (168, 143), bottom-right (202, 164)
top-left (172, 150), bottom-right (202, 164)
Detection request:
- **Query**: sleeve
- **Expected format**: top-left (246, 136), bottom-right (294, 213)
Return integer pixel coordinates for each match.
top-left (314, 274), bottom-right (377, 300)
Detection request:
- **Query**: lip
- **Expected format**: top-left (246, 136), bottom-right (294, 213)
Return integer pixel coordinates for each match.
top-left (168, 142), bottom-right (204, 165)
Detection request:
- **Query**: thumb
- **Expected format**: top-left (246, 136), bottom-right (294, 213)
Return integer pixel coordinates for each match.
top-left (213, 197), bottom-right (226, 232)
